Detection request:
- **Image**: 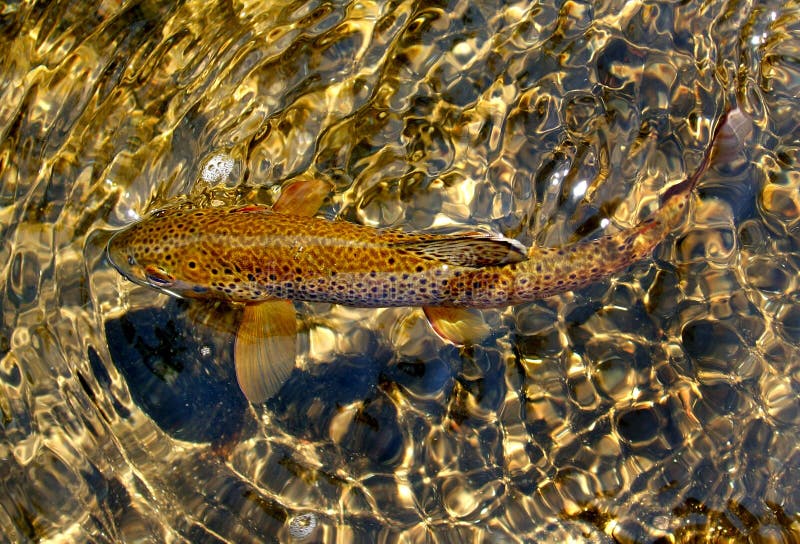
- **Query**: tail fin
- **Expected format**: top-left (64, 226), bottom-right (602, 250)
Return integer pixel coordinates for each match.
top-left (660, 106), bottom-right (752, 203)
top-left (507, 105), bottom-right (753, 306)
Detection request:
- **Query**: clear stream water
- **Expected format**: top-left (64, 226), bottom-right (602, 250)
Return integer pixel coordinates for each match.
top-left (0, 0), bottom-right (799, 542)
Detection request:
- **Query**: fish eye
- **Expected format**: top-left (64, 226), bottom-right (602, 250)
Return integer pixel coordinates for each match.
top-left (144, 265), bottom-right (175, 286)
top-left (127, 255), bottom-right (135, 266)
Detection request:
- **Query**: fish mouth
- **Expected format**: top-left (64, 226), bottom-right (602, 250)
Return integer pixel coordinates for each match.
top-left (106, 227), bottom-right (188, 298)
top-left (105, 229), bottom-right (128, 275)
top-left (105, 227), bottom-right (148, 288)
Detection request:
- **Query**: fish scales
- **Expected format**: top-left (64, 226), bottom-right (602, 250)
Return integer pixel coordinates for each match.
top-left (106, 192), bottom-right (686, 309)
top-left (105, 107), bottom-right (744, 403)
top-left (109, 108), bottom-right (741, 311)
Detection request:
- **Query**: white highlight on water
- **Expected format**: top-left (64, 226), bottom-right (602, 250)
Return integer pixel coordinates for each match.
top-left (201, 153), bottom-right (235, 183)
top-left (287, 513), bottom-right (317, 539)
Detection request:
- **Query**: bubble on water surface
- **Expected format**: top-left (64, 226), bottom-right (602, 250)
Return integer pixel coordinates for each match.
top-left (200, 153), bottom-right (236, 183)
top-left (287, 512), bottom-right (317, 539)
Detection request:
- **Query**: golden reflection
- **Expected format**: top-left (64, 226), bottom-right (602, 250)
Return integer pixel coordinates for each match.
top-left (0, 0), bottom-right (798, 541)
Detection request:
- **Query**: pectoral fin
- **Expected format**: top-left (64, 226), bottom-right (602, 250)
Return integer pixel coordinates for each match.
top-left (423, 306), bottom-right (490, 346)
top-left (234, 300), bottom-right (297, 403)
top-left (272, 176), bottom-right (332, 217)
top-left (396, 234), bottom-right (527, 267)
top-left (183, 299), bottom-right (239, 335)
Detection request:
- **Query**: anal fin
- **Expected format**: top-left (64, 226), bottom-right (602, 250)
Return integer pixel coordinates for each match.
top-left (234, 300), bottom-right (297, 403)
top-left (423, 306), bottom-right (490, 346)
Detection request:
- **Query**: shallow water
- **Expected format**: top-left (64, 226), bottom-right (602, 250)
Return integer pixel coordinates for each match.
top-left (1, 0), bottom-right (799, 542)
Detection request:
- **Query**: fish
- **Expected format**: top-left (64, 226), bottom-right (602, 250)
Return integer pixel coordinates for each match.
top-left (107, 107), bottom-right (747, 403)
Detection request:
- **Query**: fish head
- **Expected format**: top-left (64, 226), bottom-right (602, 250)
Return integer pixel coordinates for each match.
top-left (107, 207), bottom-right (214, 299)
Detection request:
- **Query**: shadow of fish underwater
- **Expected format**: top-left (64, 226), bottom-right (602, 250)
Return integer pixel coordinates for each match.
top-left (108, 106), bottom-right (750, 403)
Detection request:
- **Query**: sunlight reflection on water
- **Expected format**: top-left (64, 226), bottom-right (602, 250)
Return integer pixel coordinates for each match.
top-left (0, 0), bottom-right (799, 542)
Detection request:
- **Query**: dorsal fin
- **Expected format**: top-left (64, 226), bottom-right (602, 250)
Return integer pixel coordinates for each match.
top-left (392, 233), bottom-right (528, 268)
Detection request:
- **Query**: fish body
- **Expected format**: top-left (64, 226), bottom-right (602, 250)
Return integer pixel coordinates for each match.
top-left (109, 107), bottom-right (743, 309)
top-left (106, 196), bottom-right (684, 309)
top-left (106, 107), bottom-right (744, 403)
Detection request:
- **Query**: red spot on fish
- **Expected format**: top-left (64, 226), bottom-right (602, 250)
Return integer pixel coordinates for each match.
top-left (233, 204), bottom-right (270, 213)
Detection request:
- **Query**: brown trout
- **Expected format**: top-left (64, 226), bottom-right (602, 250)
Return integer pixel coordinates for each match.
top-left (107, 108), bottom-right (745, 402)
top-left (108, 196), bottom-right (683, 308)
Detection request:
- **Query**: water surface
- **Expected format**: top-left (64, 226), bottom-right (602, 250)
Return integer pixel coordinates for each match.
top-left (0, 0), bottom-right (799, 542)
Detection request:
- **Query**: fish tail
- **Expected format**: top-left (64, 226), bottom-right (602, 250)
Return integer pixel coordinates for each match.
top-left (509, 105), bottom-right (750, 304)
top-left (653, 104), bottom-right (752, 235)
top-left (660, 104), bottom-right (749, 203)
top-left (512, 213), bottom-right (674, 302)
